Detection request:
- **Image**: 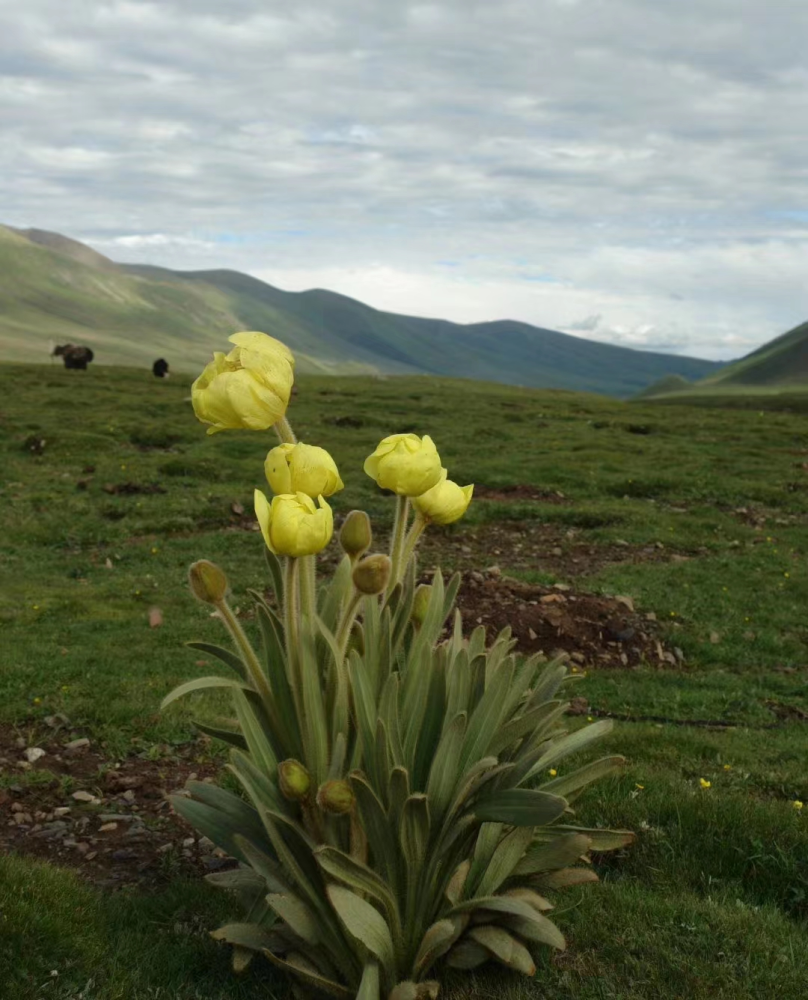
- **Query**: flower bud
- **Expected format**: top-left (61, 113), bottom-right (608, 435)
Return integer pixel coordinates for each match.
top-left (339, 510), bottom-right (372, 559)
top-left (412, 470), bottom-right (473, 525)
top-left (278, 759), bottom-right (311, 802)
top-left (188, 560), bottom-right (228, 604)
top-left (411, 584), bottom-right (432, 627)
top-left (316, 779), bottom-right (355, 815)
top-left (254, 489), bottom-right (334, 558)
top-left (352, 554), bottom-right (392, 595)
top-left (265, 442), bottom-right (343, 498)
top-left (363, 433), bottom-right (442, 497)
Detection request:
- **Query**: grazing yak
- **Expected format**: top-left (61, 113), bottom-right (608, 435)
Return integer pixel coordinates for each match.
top-left (52, 344), bottom-right (94, 370)
top-left (152, 358), bottom-right (170, 378)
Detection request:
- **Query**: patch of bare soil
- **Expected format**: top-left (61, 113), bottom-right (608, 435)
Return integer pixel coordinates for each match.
top-left (101, 481), bottom-right (168, 496)
top-left (473, 484), bottom-right (571, 504)
top-left (0, 726), bottom-right (230, 890)
top-left (417, 520), bottom-right (690, 581)
top-left (454, 569), bottom-right (677, 669)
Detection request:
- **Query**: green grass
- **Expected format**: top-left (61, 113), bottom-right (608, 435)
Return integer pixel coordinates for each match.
top-left (1, 363), bottom-right (807, 998)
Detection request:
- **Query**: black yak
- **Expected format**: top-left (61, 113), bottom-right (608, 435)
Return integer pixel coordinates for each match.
top-left (152, 358), bottom-right (170, 378)
top-left (52, 344), bottom-right (94, 370)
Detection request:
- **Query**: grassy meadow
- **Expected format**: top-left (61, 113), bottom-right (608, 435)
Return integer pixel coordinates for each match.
top-left (1, 362), bottom-right (807, 999)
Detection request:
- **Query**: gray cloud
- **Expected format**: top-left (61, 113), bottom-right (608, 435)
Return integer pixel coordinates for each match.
top-left (2, 0), bottom-right (808, 359)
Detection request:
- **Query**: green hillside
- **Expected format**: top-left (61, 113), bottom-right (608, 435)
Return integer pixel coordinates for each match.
top-left (0, 223), bottom-right (722, 396)
top-left (701, 319), bottom-right (808, 388)
top-left (636, 320), bottom-right (808, 408)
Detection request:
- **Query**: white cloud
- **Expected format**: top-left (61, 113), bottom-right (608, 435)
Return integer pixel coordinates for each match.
top-left (1, 0), bottom-right (808, 359)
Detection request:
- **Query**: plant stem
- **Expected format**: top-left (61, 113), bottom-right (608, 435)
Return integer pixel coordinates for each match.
top-left (398, 513), bottom-right (427, 582)
top-left (216, 599), bottom-right (273, 704)
top-left (299, 555), bottom-right (317, 623)
top-left (335, 590), bottom-right (362, 660)
top-left (273, 414), bottom-right (297, 445)
top-left (387, 495), bottom-right (410, 594)
top-left (283, 557), bottom-right (302, 710)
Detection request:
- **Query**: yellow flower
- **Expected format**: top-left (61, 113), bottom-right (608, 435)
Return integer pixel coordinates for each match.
top-left (265, 442), bottom-right (343, 498)
top-left (254, 489), bottom-right (333, 557)
top-left (412, 469), bottom-right (474, 525)
top-left (363, 433), bottom-right (442, 497)
top-left (793, 800), bottom-right (804, 811)
top-left (191, 332), bottom-right (295, 434)
top-left (635, 783), bottom-right (645, 790)
top-left (548, 769), bottom-right (557, 777)
top-left (723, 764), bottom-right (732, 771)
top-left (699, 778), bottom-right (711, 789)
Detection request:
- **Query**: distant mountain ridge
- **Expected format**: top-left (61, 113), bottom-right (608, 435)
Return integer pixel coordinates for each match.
top-left (0, 223), bottom-right (723, 397)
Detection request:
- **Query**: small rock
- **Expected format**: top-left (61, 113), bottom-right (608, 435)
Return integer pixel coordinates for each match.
top-left (470, 571), bottom-right (484, 584)
top-left (674, 647), bottom-right (685, 663)
top-left (32, 821), bottom-right (69, 840)
top-left (85, 851), bottom-right (98, 861)
top-left (552, 583), bottom-right (571, 592)
top-left (17, 761), bottom-right (32, 772)
top-left (14, 812), bottom-right (33, 825)
top-left (182, 836), bottom-right (196, 848)
top-left (122, 790), bottom-right (136, 803)
top-left (645, 611), bottom-right (657, 622)
top-left (486, 565), bottom-right (501, 578)
top-left (64, 738), bottom-right (90, 751)
top-left (53, 807), bottom-right (71, 818)
top-left (156, 842), bottom-right (174, 855)
top-left (570, 651), bottom-right (586, 664)
top-left (112, 849), bottom-right (136, 861)
top-left (14, 737), bottom-right (26, 749)
top-left (72, 790), bottom-right (100, 804)
top-left (615, 538), bottom-right (630, 547)
top-left (99, 822), bottom-right (118, 832)
top-left (709, 631), bottom-right (721, 644)
top-left (614, 595), bottom-right (635, 612)
top-left (11, 802), bottom-right (24, 813)
top-left (76, 842), bottom-right (90, 854)
top-left (23, 747), bottom-right (46, 764)
top-left (527, 627), bottom-right (538, 641)
top-left (551, 547), bottom-right (563, 557)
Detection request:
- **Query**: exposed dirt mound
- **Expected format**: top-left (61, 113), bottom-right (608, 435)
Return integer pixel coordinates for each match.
top-left (455, 570), bottom-right (677, 669)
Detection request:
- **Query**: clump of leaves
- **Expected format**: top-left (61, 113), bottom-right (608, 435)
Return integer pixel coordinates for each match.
top-left (165, 553), bottom-right (632, 997)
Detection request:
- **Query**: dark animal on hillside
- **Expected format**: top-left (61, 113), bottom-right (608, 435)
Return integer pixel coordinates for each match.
top-left (52, 344), bottom-right (95, 370)
top-left (152, 358), bottom-right (170, 378)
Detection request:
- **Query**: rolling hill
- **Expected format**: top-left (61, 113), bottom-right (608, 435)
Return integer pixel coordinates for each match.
top-left (0, 223), bottom-right (722, 396)
top-left (637, 319), bottom-right (808, 405)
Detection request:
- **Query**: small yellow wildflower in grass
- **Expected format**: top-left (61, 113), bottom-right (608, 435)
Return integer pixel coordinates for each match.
top-left (793, 801), bottom-right (804, 811)
top-left (548, 769), bottom-right (557, 777)
top-left (587, 715), bottom-right (594, 722)
top-left (120, 464), bottom-right (126, 470)
top-left (723, 764), bottom-right (732, 771)
top-left (151, 547), bottom-right (159, 554)
top-left (635, 783), bottom-right (645, 790)
top-left (699, 778), bottom-right (711, 789)
top-left (784, 572), bottom-right (790, 578)
top-left (32, 604), bottom-right (39, 610)
top-left (33, 697), bottom-right (41, 705)
top-left (60, 686), bottom-right (69, 693)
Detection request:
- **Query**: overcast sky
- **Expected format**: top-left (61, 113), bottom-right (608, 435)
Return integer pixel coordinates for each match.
top-left (2, 0), bottom-right (807, 360)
